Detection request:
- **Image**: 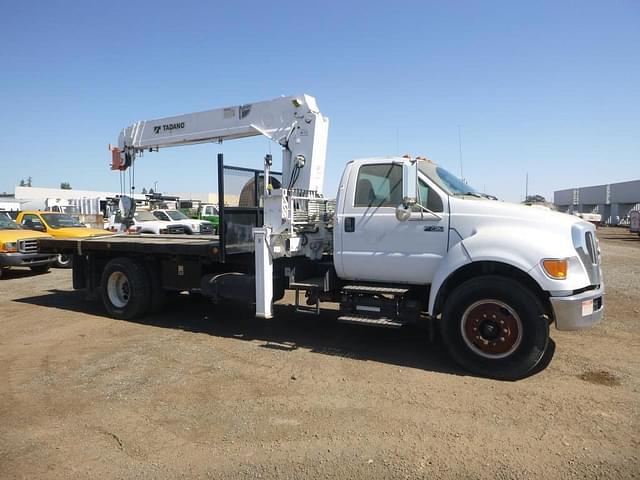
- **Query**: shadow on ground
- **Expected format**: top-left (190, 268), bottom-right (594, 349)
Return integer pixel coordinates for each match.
top-left (14, 289), bottom-right (555, 380)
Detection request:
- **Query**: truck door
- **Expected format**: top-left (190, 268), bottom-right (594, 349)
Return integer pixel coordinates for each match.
top-left (338, 162), bottom-right (449, 285)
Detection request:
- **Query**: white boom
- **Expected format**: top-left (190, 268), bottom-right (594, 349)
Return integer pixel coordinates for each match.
top-left (111, 94), bottom-right (329, 194)
top-left (111, 94), bottom-right (333, 319)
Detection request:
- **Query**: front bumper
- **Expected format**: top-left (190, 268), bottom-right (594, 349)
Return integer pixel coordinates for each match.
top-left (550, 284), bottom-right (604, 331)
top-left (0, 252), bottom-right (56, 268)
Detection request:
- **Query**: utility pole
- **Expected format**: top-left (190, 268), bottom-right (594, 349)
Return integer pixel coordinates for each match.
top-left (525, 173), bottom-right (529, 201)
top-left (458, 125), bottom-right (463, 180)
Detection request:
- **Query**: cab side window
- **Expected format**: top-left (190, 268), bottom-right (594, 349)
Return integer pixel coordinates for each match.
top-left (414, 180), bottom-right (444, 213)
top-left (154, 211), bottom-right (169, 221)
top-left (21, 214), bottom-right (44, 230)
top-left (354, 164), bottom-right (402, 207)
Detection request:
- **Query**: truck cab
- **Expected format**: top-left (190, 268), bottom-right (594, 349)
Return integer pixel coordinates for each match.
top-left (195, 204), bottom-right (219, 233)
top-left (332, 157), bottom-right (603, 378)
top-left (17, 211), bottom-right (111, 267)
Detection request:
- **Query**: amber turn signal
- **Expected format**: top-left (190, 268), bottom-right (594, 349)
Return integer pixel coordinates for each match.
top-left (542, 259), bottom-right (568, 279)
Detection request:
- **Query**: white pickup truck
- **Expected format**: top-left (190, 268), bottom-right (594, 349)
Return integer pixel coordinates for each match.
top-left (39, 94), bottom-right (604, 380)
top-left (151, 209), bottom-right (215, 234)
top-left (106, 210), bottom-right (186, 235)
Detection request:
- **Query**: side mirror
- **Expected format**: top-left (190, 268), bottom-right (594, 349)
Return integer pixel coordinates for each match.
top-left (402, 158), bottom-right (418, 207)
top-left (33, 224), bottom-right (46, 232)
top-left (396, 158), bottom-right (418, 222)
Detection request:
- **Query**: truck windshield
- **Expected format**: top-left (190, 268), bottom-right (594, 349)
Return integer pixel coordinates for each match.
top-left (0, 216), bottom-right (21, 230)
top-left (63, 206), bottom-right (80, 215)
top-left (134, 211), bottom-right (158, 222)
top-left (42, 214), bottom-right (86, 228)
top-left (418, 161), bottom-right (482, 197)
top-left (166, 210), bottom-right (189, 221)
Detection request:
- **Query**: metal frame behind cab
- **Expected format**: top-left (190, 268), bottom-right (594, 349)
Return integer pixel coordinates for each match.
top-left (216, 153), bottom-right (281, 263)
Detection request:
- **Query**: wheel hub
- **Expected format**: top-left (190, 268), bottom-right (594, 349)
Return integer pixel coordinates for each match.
top-left (461, 300), bottom-right (523, 359)
top-left (107, 271), bottom-right (130, 309)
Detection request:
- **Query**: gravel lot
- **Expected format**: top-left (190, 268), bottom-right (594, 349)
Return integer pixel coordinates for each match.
top-left (1, 227), bottom-right (638, 479)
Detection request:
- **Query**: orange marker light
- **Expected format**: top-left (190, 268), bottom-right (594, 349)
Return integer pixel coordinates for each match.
top-left (542, 259), bottom-right (568, 279)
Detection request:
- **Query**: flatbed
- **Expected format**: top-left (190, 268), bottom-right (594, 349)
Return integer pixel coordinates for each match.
top-left (39, 234), bottom-right (223, 261)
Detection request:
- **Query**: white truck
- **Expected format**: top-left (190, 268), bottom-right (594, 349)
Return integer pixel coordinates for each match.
top-left (106, 210), bottom-right (186, 235)
top-left (39, 94), bottom-right (604, 380)
top-left (151, 209), bottom-right (215, 234)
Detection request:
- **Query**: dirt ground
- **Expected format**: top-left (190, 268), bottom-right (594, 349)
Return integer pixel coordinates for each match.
top-left (0, 227), bottom-right (638, 479)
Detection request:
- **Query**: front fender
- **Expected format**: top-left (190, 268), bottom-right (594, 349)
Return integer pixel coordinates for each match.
top-left (428, 226), bottom-right (577, 315)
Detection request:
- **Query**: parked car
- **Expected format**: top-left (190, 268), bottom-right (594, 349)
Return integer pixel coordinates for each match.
top-left (152, 209), bottom-right (215, 234)
top-left (106, 210), bottom-right (186, 235)
top-left (16, 211), bottom-right (111, 268)
top-left (0, 215), bottom-right (55, 278)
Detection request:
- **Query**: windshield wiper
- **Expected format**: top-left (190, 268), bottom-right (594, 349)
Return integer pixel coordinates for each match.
top-left (461, 191), bottom-right (483, 198)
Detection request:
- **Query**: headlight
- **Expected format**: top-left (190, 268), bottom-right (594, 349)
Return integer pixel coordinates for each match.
top-left (1, 242), bottom-right (17, 252)
top-left (542, 258), bottom-right (568, 279)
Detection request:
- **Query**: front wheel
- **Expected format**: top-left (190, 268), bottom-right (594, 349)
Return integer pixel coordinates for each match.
top-left (440, 275), bottom-right (549, 380)
top-left (55, 254), bottom-right (72, 268)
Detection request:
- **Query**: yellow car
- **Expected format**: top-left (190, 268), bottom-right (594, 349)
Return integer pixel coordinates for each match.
top-left (17, 211), bottom-right (111, 268)
top-left (0, 213), bottom-right (56, 279)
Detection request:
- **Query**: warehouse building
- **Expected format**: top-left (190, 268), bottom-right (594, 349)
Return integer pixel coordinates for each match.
top-left (554, 180), bottom-right (640, 226)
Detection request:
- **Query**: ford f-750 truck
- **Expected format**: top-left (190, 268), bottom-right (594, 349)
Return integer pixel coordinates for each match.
top-left (38, 94), bottom-right (604, 380)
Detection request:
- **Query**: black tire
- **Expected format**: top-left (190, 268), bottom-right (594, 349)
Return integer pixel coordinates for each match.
top-left (440, 275), bottom-right (549, 380)
top-left (55, 254), bottom-right (73, 268)
top-left (100, 257), bottom-right (151, 320)
top-left (30, 265), bottom-right (50, 274)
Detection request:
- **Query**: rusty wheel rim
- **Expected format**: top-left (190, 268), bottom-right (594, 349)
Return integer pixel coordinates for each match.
top-left (460, 299), bottom-right (523, 359)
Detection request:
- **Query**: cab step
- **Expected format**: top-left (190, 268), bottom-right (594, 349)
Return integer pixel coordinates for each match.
top-left (337, 314), bottom-right (403, 329)
top-left (289, 277), bottom-right (325, 291)
top-left (342, 285), bottom-right (409, 295)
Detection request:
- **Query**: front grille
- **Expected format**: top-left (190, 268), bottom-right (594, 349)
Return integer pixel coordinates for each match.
top-left (18, 239), bottom-right (39, 254)
top-left (585, 232), bottom-right (597, 265)
top-left (200, 223), bottom-right (213, 234)
top-left (166, 225), bottom-right (186, 234)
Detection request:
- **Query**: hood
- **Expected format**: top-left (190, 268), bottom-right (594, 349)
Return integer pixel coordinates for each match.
top-left (0, 229), bottom-right (52, 242)
top-left (449, 197), bottom-right (585, 237)
top-left (51, 227), bottom-right (111, 238)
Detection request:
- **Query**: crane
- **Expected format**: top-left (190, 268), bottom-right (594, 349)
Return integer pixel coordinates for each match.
top-left (110, 94), bottom-right (329, 194)
top-left (110, 94), bottom-right (332, 318)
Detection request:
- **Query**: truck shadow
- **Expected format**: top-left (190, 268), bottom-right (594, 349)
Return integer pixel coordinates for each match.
top-left (14, 289), bottom-right (555, 380)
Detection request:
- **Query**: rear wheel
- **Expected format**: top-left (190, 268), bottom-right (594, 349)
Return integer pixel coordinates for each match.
top-left (100, 257), bottom-right (151, 320)
top-left (441, 275), bottom-right (549, 380)
top-left (55, 254), bottom-right (72, 268)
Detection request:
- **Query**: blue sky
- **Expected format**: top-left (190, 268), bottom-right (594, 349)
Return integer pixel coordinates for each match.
top-left (1, 0), bottom-right (638, 202)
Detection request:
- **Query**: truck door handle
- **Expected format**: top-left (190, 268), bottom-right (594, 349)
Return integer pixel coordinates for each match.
top-left (344, 217), bottom-right (355, 232)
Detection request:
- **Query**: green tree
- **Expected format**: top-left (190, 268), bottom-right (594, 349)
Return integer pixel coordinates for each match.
top-left (60, 182), bottom-right (72, 190)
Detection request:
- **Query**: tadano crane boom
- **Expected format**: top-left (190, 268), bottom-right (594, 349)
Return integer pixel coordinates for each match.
top-left (110, 94), bottom-right (329, 195)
